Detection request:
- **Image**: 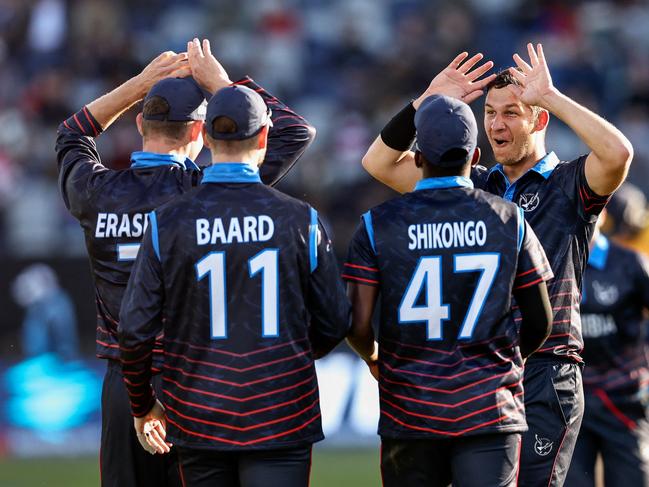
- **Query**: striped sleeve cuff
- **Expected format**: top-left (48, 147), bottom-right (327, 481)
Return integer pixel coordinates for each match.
top-left (61, 107), bottom-right (102, 137)
top-left (342, 262), bottom-right (380, 286)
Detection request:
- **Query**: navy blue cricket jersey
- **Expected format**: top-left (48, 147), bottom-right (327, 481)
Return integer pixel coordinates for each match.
top-left (474, 152), bottom-right (610, 362)
top-left (581, 235), bottom-right (649, 406)
top-left (55, 77), bottom-right (315, 366)
top-left (343, 176), bottom-right (552, 439)
top-left (119, 163), bottom-right (350, 450)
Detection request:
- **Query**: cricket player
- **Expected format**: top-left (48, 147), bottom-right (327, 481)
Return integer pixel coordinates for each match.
top-left (56, 39), bottom-right (315, 487)
top-left (344, 94), bottom-right (553, 486)
top-left (361, 43), bottom-right (633, 486)
top-left (118, 84), bottom-right (350, 487)
top-left (566, 207), bottom-right (649, 486)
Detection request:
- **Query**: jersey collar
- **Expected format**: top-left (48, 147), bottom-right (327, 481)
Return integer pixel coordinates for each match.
top-left (201, 163), bottom-right (262, 184)
top-left (588, 234), bottom-right (609, 270)
top-left (414, 176), bottom-right (474, 191)
top-left (488, 151), bottom-right (560, 181)
top-left (130, 151), bottom-right (200, 171)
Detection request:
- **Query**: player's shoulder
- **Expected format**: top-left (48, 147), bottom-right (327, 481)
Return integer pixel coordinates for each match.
top-left (366, 192), bottom-right (414, 219)
top-left (469, 187), bottom-right (520, 220)
top-left (547, 154), bottom-right (588, 180)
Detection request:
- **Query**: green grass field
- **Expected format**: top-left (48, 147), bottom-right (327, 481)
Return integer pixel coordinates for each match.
top-left (0, 448), bottom-right (380, 487)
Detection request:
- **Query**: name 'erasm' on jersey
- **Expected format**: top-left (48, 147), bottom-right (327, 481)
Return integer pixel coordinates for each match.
top-left (55, 77), bottom-right (315, 368)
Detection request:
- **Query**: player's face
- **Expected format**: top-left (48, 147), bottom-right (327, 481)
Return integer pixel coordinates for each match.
top-left (484, 87), bottom-right (538, 166)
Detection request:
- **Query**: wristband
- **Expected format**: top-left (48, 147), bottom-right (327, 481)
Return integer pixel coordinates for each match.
top-left (380, 102), bottom-right (416, 151)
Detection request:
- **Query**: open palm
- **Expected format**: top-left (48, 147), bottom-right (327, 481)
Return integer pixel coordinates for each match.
top-left (414, 52), bottom-right (495, 109)
top-left (508, 43), bottom-right (555, 107)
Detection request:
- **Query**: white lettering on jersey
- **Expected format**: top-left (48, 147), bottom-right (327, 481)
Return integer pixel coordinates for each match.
top-left (95, 213), bottom-right (149, 238)
top-left (408, 220), bottom-right (487, 250)
top-left (581, 313), bottom-right (617, 338)
top-left (196, 215), bottom-right (275, 245)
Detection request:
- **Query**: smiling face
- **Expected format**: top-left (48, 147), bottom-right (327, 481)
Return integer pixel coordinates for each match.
top-left (484, 87), bottom-right (543, 167)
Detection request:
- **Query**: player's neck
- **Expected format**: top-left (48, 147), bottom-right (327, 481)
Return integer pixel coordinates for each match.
top-left (141, 140), bottom-right (191, 159)
top-left (502, 146), bottom-right (547, 184)
top-left (209, 151), bottom-right (259, 168)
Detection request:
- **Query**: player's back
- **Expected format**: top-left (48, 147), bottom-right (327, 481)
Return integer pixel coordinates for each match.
top-left (65, 158), bottom-right (196, 361)
top-left (149, 175), bottom-right (346, 450)
top-left (581, 236), bottom-right (649, 403)
top-left (358, 183), bottom-right (534, 438)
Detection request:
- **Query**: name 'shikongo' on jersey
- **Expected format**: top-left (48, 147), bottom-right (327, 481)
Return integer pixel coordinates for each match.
top-left (343, 176), bottom-right (553, 439)
top-left (119, 164), bottom-right (350, 451)
top-left (581, 235), bottom-right (649, 406)
top-left (473, 152), bottom-right (610, 362)
top-left (55, 77), bottom-right (315, 366)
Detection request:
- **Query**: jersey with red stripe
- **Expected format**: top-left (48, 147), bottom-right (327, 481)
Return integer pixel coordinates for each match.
top-left (55, 77), bottom-right (315, 366)
top-left (119, 164), bottom-right (350, 450)
top-left (581, 235), bottom-right (649, 406)
top-left (343, 176), bottom-right (552, 439)
top-left (473, 152), bottom-right (610, 362)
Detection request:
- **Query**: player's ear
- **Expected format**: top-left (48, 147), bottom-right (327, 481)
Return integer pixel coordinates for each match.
top-left (257, 125), bottom-right (269, 150)
top-left (136, 113), bottom-right (144, 137)
top-left (189, 121), bottom-right (203, 142)
top-left (533, 109), bottom-right (549, 133)
top-left (201, 125), bottom-right (211, 149)
top-left (471, 147), bottom-right (481, 167)
top-left (414, 150), bottom-right (423, 168)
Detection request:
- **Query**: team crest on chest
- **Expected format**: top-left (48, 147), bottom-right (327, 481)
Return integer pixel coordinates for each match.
top-left (518, 193), bottom-right (540, 212)
top-left (534, 434), bottom-right (553, 456)
top-left (592, 280), bottom-right (619, 306)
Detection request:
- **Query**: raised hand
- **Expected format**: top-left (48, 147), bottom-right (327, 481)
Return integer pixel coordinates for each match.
top-left (508, 43), bottom-right (556, 107)
top-left (187, 38), bottom-right (232, 95)
top-left (413, 52), bottom-right (496, 109)
top-left (135, 51), bottom-right (191, 96)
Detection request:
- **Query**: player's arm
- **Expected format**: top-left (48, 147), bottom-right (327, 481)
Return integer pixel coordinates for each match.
top-left (305, 211), bottom-right (351, 359)
top-left (346, 283), bottom-right (379, 374)
top-left (509, 43), bottom-right (633, 196)
top-left (118, 215), bottom-right (164, 420)
top-left (513, 218), bottom-right (554, 357)
top-left (514, 282), bottom-right (552, 358)
top-left (342, 217), bottom-right (381, 375)
top-left (362, 52), bottom-right (495, 193)
top-left (55, 52), bottom-right (190, 217)
top-left (188, 38), bottom-right (316, 186)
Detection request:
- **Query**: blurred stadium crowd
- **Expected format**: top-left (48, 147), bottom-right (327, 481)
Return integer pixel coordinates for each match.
top-left (1, 0), bottom-right (649, 258)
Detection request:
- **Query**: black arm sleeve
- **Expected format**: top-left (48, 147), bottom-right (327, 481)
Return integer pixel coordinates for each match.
top-left (514, 283), bottom-right (552, 358)
top-left (306, 218), bottom-right (351, 358)
top-left (55, 107), bottom-right (108, 218)
top-left (233, 77), bottom-right (316, 187)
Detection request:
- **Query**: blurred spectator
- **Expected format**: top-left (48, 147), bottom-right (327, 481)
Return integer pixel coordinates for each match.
top-left (11, 263), bottom-right (79, 360)
top-left (0, 0), bottom-right (648, 258)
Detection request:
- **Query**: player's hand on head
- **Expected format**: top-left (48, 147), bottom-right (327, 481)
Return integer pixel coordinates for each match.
top-left (413, 52), bottom-right (496, 109)
top-left (187, 38), bottom-right (232, 95)
top-left (508, 43), bottom-right (556, 108)
top-left (137, 51), bottom-right (191, 96)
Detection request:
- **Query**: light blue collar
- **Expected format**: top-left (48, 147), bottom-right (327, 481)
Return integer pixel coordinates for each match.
top-left (489, 152), bottom-right (559, 181)
top-left (201, 163), bottom-right (262, 184)
top-left (414, 176), bottom-right (474, 191)
top-left (130, 151), bottom-right (200, 171)
top-left (589, 234), bottom-right (609, 270)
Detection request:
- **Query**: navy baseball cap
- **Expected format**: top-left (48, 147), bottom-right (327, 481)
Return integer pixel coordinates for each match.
top-left (205, 85), bottom-right (272, 140)
top-left (143, 77), bottom-right (208, 122)
top-left (414, 95), bottom-right (477, 167)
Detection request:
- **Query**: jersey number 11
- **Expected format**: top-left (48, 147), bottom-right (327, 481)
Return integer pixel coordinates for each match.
top-left (196, 249), bottom-right (279, 339)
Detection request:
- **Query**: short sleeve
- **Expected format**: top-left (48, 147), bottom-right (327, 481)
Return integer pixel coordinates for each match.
top-left (514, 220), bottom-right (554, 290)
top-left (565, 156), bottom-right (611, 222)
top-left (342, 216), bottom-right (379, 286)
